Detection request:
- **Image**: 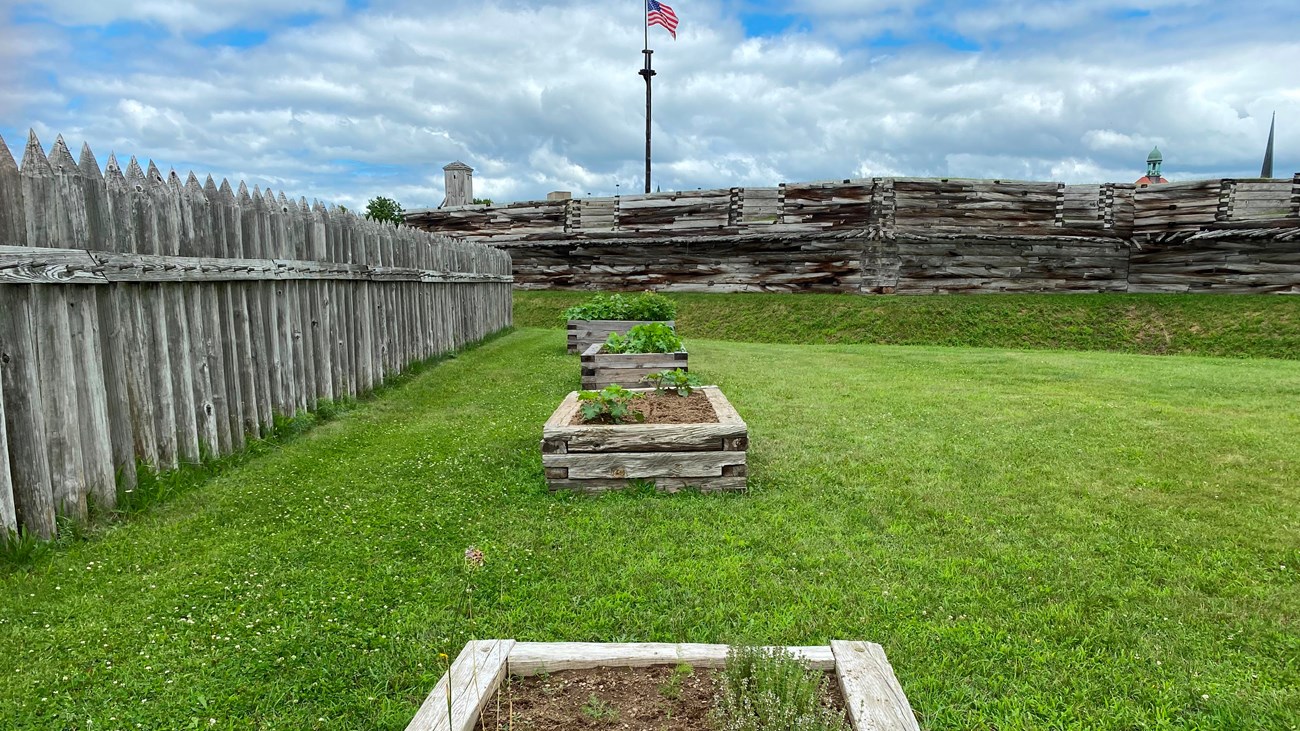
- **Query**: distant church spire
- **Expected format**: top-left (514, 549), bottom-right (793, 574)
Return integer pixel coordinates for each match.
top-left (1260, 112), bottom-right (1276, 179)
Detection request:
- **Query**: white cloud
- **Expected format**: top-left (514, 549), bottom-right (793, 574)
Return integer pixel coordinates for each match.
top-left (18, 0), bottom-right (348, 34)
top-left (1, 0), bottom-right (1296, 210)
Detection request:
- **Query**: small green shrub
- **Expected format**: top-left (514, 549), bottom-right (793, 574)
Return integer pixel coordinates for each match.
top-left (604, 323), bottom-right (683, 354)
top-left (577, 385), bottom-right (645, 424)
top-left (712, 646), bottom-right (849, 731)
top-left (561, 291), bottom-right (677, 322)
top-left (643, 368), bottom-right (702, 397)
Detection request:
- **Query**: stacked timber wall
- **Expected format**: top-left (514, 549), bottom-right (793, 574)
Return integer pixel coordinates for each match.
top-left (0, 131), bottom-right (513, 540)
top-left (407, 175), bottom-right (1300, 294)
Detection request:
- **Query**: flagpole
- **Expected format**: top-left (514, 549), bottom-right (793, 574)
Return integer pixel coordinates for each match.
top-left (640, 0), bottom-right (655, 194)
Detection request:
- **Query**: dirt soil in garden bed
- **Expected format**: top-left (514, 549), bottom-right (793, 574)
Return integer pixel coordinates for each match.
top-left (571, 391), bottom-right (718, 426)
top-left (478, 666), bottom-right (849, 730)
top-left (479, 666), bottom-right (718, 730)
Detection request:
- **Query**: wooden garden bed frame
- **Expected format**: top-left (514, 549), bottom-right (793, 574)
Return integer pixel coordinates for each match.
top-left (580, 342), bottom-right (689, 390)
top-left (405, 640), bottom-right (920, 731)
top-left (567, 319), bottom-right (676, 354)
top-left (541, 386), bottom-right (747, 493)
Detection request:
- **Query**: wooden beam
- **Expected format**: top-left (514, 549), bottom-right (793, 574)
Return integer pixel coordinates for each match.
top-left (507, 642), bottom-right (837, 676)
top-left (831, 640), bottom-right (920, 731)
top-left (0, 245), bottom-right (513, 285)
top-left (405, 639), bottom-right (514, 731)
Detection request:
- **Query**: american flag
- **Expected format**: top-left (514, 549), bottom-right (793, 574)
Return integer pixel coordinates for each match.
top-left (647, 0), bottom-right (679, 39)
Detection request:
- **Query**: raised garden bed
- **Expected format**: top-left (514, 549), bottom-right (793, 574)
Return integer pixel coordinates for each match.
top-left (581, 342), bottom-right (689, 390)
top-left (405, 640), bottom-right (920, 731)
top-left (568, 319), bottom-right (677, 354)
top-left (542, 386), bottom-right (747, 493)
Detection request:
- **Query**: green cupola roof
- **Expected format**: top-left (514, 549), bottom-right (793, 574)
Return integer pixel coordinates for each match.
top-left (1147, 146), bottom-right (1162, 163)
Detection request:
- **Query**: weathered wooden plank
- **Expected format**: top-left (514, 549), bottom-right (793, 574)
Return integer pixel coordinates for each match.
top-left (198, 176), bottom-right (236, 453)
top-left (24, 132), bottom-right (88, 522)
top-left (0, 134), bottom-right (29, 534)
top-left (47, 137), bottom-right (116, 511)
top-left (0, 375), bottom-right (13, 535)
top-left (150, 162), bottom-right (200, 465)
top-left (80, 144), bottom-right (136, 493)
top-left (507, 643), bottom-right (837, 677)
top-left (704, 386), bottom-right (745, 426)
top-left (547, 423), bottom-right (746, 453)
top-left (248, 186), bottom-right (281, 422)
top-left (544, 475), bottom-right (749, 493)
top-left (542, 451), bottom-right (742, 479)
top-left (219, 180), bottom-right (256, 442)
top-left (188, 174), bottom-right (231, 454)
top-left (0, 285), bottom-right (56, 538)
top-left (306, 201), bottom-right (331, 406)
top-left (566, 319), bottom-right (675, 354)
top-left (280, 192), bottom-right (309, 414)
top-left (831, 641), bottom-right (920, 731)
top-left (263, 188), bottom-right (296, 415)
top-left (105, 155), bottom-right (160, 469)
top-left (129, 158), bottom-right (178, 469)
top-left (240, 183), bottom-right (275, 435)
top-left (405, 639), bottom-right (514, 731)
top-left (0, 244), bottom-right (512, 284)
top-left (322, 205), bottom-right (346, 399)
top-left (341, 209), bottom-right (364, 398)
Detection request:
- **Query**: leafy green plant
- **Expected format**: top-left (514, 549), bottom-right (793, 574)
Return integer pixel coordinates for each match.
top-left (712, 646), bottom-right (849, 731)
top-left (561, 291), bottom-right (677, 322)
top-left (577, 385), bottom-right (645, 424)
top-left (364, 196), bottom-right (405, 226)
top-left (604, 323), bottom-right (683, 354)
top-left (642, 368), bottom-right (702, 397)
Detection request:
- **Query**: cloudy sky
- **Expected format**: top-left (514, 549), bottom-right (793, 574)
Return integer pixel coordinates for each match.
top-left (1, 0), bottom-right (1297, 210)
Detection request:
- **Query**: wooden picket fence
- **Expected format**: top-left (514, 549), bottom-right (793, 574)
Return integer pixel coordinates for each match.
top-left (0, 131), bottom-right (513, 540)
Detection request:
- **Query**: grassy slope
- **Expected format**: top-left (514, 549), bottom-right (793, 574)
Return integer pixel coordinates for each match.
top-left (515, 291), bottom-right (1300, 360)
top-left (2, 330), bottom-right (1299, 729)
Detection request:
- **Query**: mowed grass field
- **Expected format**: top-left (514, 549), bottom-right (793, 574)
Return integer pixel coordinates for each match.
top-left (516, 290), bottom-right (1300, 360)
top-left (1, 295), bottom-right (1299, 729)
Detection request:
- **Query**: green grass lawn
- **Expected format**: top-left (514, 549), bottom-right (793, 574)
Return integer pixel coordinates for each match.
top-left (2, 328), bottom-right (1298, 730)
top-left (515, 290), bottom-right (1300, 360)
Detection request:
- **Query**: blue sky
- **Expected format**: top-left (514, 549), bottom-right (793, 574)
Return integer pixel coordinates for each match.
top-left (2, 0), bottom-right (1296, 208)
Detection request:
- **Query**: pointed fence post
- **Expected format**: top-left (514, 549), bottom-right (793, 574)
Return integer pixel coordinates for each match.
top-left (147, 161), bottom-right (200, 465)
top-left (50, 135), bottom-right (116, 513)
top-left (176, 171), bottom-right (219, 456)
top-left (203, 175), bottom-right (241, 452)
top-left (128, 156), bottom-right (179, 469)
top-left (240, 182), bottom-right (275, 433)
top-left (81, 143), bottom-right (136, 497)
top-left (23, 131), bottom-right (88, 523)
top-left (310, 201), bottom-right (335, 404)
top-left (0, 132), bottom-right (56, 538)
top-left (105, 154), bottom-right (160, 471)
top-left (220, 179), bottom-right (258, 442)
